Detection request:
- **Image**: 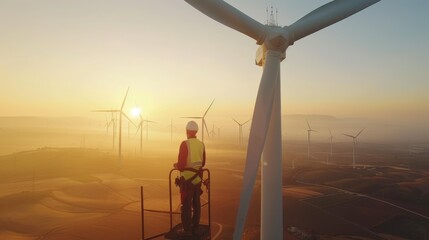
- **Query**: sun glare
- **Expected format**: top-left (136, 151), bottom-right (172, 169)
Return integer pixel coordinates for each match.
top-left (131, 107), bottom-right (141, 117)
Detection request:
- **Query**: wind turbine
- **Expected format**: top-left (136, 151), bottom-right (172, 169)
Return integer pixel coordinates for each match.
top-left (343, 128), bottom-right (365, 169)
top-left (136, 114), bottom-right (145, 153)
top-left (167, 118), bottom-right (176, 143)
top-left (217, 126), bottom-right (222, 139)
top-left (144, 118), bottom-right (156, 140)
top-left (181, 99), bottom-right (215, 143)
top-left (107, 112), bottom-right (117, 150)
top-left (135, 115), bottom-right (156, 152)
top-left (209, 123), bottom-right (217, 143)
top-left (306, 119), bottom-right (318, 161)
top-left (92, 87), bottom-right (135, 163)
top-left (232, 118), bottom-right (250, 145)
top-left (104, 116), bottom-right (110, 135)
top-left (184, 1), bottom-right (380, 238)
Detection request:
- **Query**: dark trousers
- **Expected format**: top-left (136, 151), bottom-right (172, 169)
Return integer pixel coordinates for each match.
top-left (180, 181), bottom-right (202, 231)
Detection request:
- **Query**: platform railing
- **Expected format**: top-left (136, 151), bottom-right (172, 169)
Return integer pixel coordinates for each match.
top-left (140, 168), bottom-right (211, 240)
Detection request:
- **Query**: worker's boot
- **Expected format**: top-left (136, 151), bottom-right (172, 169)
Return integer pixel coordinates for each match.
top-left (177, 229), bottom-right (192, 237)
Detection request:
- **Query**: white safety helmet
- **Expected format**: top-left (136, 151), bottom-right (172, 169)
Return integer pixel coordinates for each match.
top-left (186, 121), bottom-right (199, 132)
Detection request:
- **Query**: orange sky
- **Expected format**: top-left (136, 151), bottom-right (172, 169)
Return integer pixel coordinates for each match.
top-left (1, 0), bottom-right (428, 129)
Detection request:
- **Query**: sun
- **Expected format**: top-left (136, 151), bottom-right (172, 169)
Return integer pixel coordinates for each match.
top-left (131, 107), bottom-right (141, 117)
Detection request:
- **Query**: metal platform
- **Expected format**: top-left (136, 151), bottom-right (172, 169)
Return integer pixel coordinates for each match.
top-left (164, 223), bottom-right (210, 240)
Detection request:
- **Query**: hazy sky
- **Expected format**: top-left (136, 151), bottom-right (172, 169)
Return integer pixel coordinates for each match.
top-left (1, 0), bottom-right (428, 126)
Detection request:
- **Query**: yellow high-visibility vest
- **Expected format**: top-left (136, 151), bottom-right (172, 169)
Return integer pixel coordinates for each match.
top-left (181, 138), bottom-right (204, 185)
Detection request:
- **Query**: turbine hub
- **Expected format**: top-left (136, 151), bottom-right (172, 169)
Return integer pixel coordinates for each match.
top-left (264, 26), bottom-right (293, 52)
top-left (255, 26), bottom-right (293, 66)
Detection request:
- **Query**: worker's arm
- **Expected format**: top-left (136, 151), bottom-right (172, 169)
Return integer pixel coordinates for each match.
top-left (175, 141), bottom-right (188, 171)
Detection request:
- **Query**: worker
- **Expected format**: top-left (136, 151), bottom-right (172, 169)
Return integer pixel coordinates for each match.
top-left (174, 120), bottom-right (206, 236)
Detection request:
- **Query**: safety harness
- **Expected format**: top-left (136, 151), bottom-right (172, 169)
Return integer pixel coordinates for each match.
top-left (175, 167), bottom-right (210, 192)
top-left (183, 167), bottom-right (203, 184)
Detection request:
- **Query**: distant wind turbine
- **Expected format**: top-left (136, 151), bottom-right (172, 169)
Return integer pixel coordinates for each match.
top-left (184, 0), bottom-right (381, 238)
top-left (104, 116), bottom-right (110, 135)
top-left (92, 87), bottom-right (135, 163)
top-left (136, 115), bottom-right (156, 152)
top-left (343, 128), bottom-right (365, 168)
top-left (167, 118), bottom-right (176, 143)
top-left (232, 118), bottom-right (250, 145)
top-left (216, 126), bottom-right (222, 139)
top-left (136, 114), bottom-right (145, 153)
top-left (209, 123), bottom-right (217, 143)
top-left (306, 119), bottom-right (318, 161)
top-left (182, 99), bottom-right (215, 143)
top-left (144, 118), bottom-right (156, 140)
top-left (107, 113), bottom-right (117, 150)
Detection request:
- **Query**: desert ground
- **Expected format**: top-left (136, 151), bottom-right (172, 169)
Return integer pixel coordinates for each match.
top-left (1, 122), bottom-right (429, 240)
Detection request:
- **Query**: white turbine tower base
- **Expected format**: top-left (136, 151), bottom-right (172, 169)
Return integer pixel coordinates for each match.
top-left (343, 128), bottom-right (365, 169)
top-left (184, 0), bottom-right (381, 238)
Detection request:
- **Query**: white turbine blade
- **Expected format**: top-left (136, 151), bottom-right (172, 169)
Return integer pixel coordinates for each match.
top-left (289, 0), bottom-right (380, 42)
top-left (234, 51), bottom-right (281, 239)
top-left (108, 119), bottom-right (114, 128)
top-left (122, 112), bottom-right (136, 127)
top-left (232, 118), bottom-right (240, 125)
top-left (243, 119), bottom-right (251, 125)
top-left (356, 128), bottom-right (365, 137)
top-left (184, 0), bottom-right (266, 43)
top-left (306, 119), bottom-right (312, 130)
top-left (144, 120), bottom-right (157, 124)
top-left (136, 123), bottom-right (141, 132)
top-left (120, 87), bottom-right (130, 110)
top-left (343, 133), bottom-right (354, 138)
top-left (329, 128), bottom-right (333, 137)
top-left (203, 119), bottom-right (210, 137)
top-left (181, 116), bottom-right (202, 119)
top-left (203, 99), bottom-right (215, 117)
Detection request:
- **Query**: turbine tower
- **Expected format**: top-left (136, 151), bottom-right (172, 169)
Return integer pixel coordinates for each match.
top-left (209, 123), bottom-right (217, 143)
top-left (167, 118), bottom-right (175, 143)
top-left (104, 116), bottom-right (110, 134)
top-left (93, 87), bottom-right (135, 164)
top-left (104, 113), bottom-right (117, 150)
top-left (343, 128), bottom-right (365, 169)
top-left (217, 126), bottom-right (222, 139)
top-left (108, 113), bottom-right (117, 150)
top-left (182, 99), bottom-right (215, 143)
top-left (135, 114), bottom-right (145, 153)
top-left (232, 118), bottom-right (250, 145)
top-left (306, 119), bottom-right (318, 161)
top-left (144, 118), bottom-right (156, 140)
top-left (184, 1), bottom-right (381, 238)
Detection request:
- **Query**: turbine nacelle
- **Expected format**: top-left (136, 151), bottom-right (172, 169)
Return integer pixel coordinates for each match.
top-left (255, 26), bottom-right (292, 66)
